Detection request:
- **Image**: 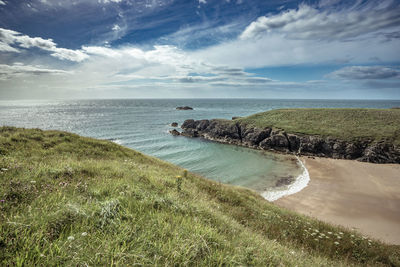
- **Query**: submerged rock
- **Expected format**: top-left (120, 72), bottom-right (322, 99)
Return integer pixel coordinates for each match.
top-left (275, 176), bottom-right (295, 187)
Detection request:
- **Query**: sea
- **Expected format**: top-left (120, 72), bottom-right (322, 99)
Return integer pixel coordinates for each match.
top-left (1, 99), bottom-right (399, 201)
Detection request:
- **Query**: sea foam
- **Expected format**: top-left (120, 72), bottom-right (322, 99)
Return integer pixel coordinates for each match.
top-left (111, 139), bottom-right (123, 145)
top-left (261, 156), bottom-right (310, 202)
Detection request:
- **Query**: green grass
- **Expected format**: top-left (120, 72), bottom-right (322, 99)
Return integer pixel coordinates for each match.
top-left (1, 127), bottom-right (399, 266)
top-left (237, 108), bottom-right (400, 145)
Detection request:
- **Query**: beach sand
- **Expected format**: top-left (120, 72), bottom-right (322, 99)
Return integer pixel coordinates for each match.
top-left (275, 157), bottom-right (400, 245)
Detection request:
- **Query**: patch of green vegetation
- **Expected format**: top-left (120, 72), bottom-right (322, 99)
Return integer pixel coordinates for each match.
top-left (238, 108), bottom-right (400, 145)
top-left (0, 127), bottom-right (399, 266)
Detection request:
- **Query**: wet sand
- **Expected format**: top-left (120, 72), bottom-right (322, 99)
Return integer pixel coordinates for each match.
top-left (275, 157), bottom-right (400, 245)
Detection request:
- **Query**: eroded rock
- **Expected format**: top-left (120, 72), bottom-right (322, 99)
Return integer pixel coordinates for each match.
top-left (177, 118), bottom-right (400, 163)
top-left (170, 129), bottom-right (180, 136)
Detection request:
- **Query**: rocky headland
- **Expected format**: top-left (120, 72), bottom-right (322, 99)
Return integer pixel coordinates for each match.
top-left (179, 118), bottom-right (400, 164)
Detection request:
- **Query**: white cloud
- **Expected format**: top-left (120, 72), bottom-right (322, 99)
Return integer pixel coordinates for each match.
top-left (0, 63), bottom-right (70, 80)
top-left (112, 24), bottom-right (121, 31)
top-left (100, 0), bottom-right (122, 3)
top-left (0, 28), bottom-right (20, 51)
top-left (0, 28), bottom-right (89, 62)
top-left (198, 0), bottom-right (206, 4)
top-left (0, 42), bottom-right (19, 52)
top-left (1, 0), bottom-right (400, 99)
top-left (159, 21), bottom-right (242, 48)
top-left (2, 41), bottom-right (397, 99)
top-left (240, 1), bottom-right (400, 40)
top-left (318, 0), bottom-right (341, 8)
top-left (50, 48), bottom-right (89, 62)
top-left (82, 46), bottom-right (122, 57)
top-left (191, 32), bottom-right (400, 68)
top-left (190, 1), bottom-right (400, 69)
top-left (0, 41), bottom-right (278, 94)
top-left (327, 66), bottom-right (400, 80)
top-left (0, 0), bottom-right (6, 6)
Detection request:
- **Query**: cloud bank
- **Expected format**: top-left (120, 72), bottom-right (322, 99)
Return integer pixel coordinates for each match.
top-left (327, 66), bottom-right (400, 80)
top-left (0, 63), bottom-right (70, 80)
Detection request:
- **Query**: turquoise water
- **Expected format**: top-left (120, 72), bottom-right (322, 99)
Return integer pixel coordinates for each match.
top-left (1, 99), bottom-right (399, 198)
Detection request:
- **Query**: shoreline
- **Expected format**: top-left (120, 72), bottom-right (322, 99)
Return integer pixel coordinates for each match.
top-left (274, 157), bottom-right (400, 245)
top-left (262, 156), bottom-right (310, 202)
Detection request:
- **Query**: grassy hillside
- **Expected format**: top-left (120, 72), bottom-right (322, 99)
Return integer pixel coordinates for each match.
top-left (237, 108), bottom-right (400, 145)
top-left (0, 127), bottom-right (399, 266)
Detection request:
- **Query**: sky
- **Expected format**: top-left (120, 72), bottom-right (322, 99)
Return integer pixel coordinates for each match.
top-left (0, 0), bottom-right (399, 99)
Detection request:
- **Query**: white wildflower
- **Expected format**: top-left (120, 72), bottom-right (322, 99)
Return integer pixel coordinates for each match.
top-left (30, 180), bottom-right (36, 184)
top-left (67, 236), bottom-right (75, 241)
top-left (1, 168), bottom-right (8, 171)
top-left (81, 232), bottom-right (88, 237)
top-left (334, 241), bottom-right (339, 245)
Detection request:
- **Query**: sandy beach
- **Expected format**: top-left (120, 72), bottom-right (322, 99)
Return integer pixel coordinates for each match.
top-left (275, 157), bottom-right (400, 245)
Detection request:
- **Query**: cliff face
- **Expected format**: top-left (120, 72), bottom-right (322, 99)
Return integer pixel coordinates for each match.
top-left (180, 119), bottom-right (400, 164)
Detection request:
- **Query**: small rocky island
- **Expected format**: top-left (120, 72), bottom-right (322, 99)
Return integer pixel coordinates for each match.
top-left (176, 106), bottom-right (193, 110)
top-left (176, 109), bottom-right (400, 164)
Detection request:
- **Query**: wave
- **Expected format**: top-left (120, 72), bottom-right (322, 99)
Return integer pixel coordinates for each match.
top-left (261, 156), bottom-right (310, 202)
top-left (110, 139), bottom-right (123, 145)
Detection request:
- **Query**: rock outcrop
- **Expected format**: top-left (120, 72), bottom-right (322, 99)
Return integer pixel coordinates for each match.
top-left (171, 122), bottom-right (178, 127)
top-left (176, 106), bottom-right (193, 110)
top-left (169, 129), bottom-right (180, 136)
top-left (179, 119), bottom-right (400, 164)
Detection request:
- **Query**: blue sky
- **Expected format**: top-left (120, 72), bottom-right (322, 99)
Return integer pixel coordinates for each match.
top-left (0, 0), bottom-right (399, 99)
